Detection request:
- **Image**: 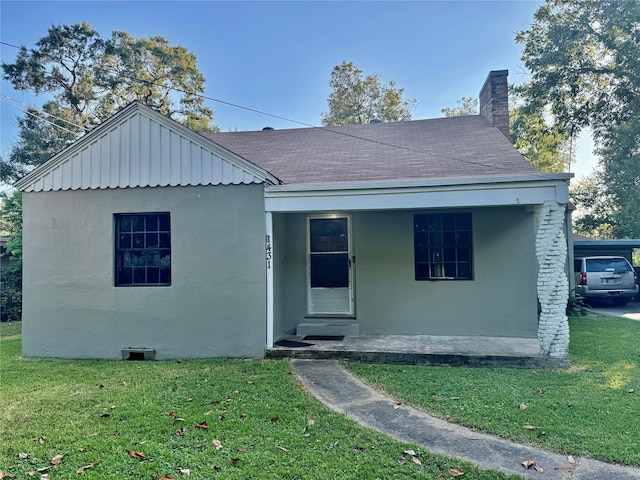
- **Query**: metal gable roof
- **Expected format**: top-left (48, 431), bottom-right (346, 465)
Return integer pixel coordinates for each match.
top-left (15, 102), bottom-right (277, 193)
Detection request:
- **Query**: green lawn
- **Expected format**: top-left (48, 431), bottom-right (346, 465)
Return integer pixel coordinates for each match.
top-left (347, 316), bottom-right (640, 466)
top-left (0, 335), bottom-right (517, 480)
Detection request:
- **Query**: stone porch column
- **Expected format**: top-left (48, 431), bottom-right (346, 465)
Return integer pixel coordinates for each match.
top-left (535, 201), bottom-right (569, 358)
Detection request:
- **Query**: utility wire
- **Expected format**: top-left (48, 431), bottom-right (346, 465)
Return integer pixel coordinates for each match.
top-left (1, 40), bottom-right (563, 180)
top-left (0, 99), bottom-right (81, 135)
top-left (1, 93), bottom-right (89, 132)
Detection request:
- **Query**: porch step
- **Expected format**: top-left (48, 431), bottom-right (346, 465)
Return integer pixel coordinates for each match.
top-left (296, 321), bottom-right (359, 337)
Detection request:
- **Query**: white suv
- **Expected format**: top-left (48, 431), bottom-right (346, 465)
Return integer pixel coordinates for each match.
top-left (574, 256), bottom-right (638, 306)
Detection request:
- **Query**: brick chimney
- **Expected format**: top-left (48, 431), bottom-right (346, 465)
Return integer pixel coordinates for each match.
top-left (479, 70), bottom-right (509, 139)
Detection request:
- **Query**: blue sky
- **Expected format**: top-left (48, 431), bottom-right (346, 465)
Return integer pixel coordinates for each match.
top-left (0, 0), bottom-right (596, 177)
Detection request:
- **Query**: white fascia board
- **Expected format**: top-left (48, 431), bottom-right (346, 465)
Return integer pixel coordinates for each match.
top-left (265, 175), bottom-right (571, 213)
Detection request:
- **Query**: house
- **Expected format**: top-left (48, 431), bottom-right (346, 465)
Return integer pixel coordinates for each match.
top-left (15, 70), bottom-right (573, 361)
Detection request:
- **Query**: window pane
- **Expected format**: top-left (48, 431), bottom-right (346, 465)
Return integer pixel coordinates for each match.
top-left (443, 215), bottom-right (456, 230)
top-left (133, 267), bottom-right (145, 283)
top-left (146, 233), bottom-right (159, 248)
top-left (118, 267), bottom-right (132, 285)
top-left (160, 267), bottom-right (171, 284)
top-left (132, 216), bottom-right (145, 232)
top-left (133, 233), bottom-right (144, 248)
top-left (458, 263), bottom-right (472, 279)
top-left (145, 214), bottom-right (158, 231)
top-left (427, 215), bottom-right (442, 231)
top-left (159, 233), bottom-right (170, 249)
top-left (310, 218), bottom-right (348, 252)
top-left (120, 216), bottom-right (132, 232)
top-left (119, 234), bottom-right (132, 249)
top-left (444, 263), bottom-right (456, 277)
top-left (456, 214), bottom-right (471, 229)
top-left (147, 267), bottom-right (159, 283)
top-left (310, 253), bottom-right (349, 288)
top-left (159, 215), bottom-right (170, 231)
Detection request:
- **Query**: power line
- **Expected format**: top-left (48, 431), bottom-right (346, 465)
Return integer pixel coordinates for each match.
top-left (1, 94), bottom-right (89, 132)
top-left (1, 40), bottom-right (561, 181)
top-left (0, 99), bottom-right (81, 135)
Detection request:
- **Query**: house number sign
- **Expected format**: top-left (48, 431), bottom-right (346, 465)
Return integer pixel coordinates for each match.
top-left (266, 234), bottom-right (272, 269)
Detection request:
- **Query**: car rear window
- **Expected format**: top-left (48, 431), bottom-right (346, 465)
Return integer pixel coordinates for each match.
top-left (585, 258), bottom-right (632, 273)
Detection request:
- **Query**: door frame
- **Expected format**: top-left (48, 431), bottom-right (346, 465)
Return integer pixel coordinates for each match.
top-left (306, 214), bottom-right (354, 316)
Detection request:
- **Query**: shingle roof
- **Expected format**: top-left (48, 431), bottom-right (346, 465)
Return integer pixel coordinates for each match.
top-left (205, 115), bottom-right (537, 185)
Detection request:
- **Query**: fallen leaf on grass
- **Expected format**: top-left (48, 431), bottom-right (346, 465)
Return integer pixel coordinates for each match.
top-left (449, 468), bottom-right (464, 476)
top-left (159, 477), bottom-right (177, 480)
top-left (567, 455), bottom-right (575, 464)
top-left (213, 439), bottom-right (223, 450)
top-left (40, 475), bottom-right (49, 480)
top-left (175, 427), bottom-right (186, 436)
top-left (628, 389), bottom-right (635, 394)
top-left (300, 385), bottom-right (307, 391)
top-left (0, 472), bottom-right (16, 479)
top-left (26, 472), bottom-right (36, 477)
top-left (555, 467), bottom-right (573, 472)
top-left (213, 466), bottom-right (222, 472)
top-left (36, 436), bottom-right (47, 444)
top-left (76, 461), bottom-right (100, 473)
top-left (100, 413), bottom-right (111, 418)
top-left (126, 449), bottom-right (146, 460)
top-left (88, 432), bottom-right (99, 437)
top-left (231, 458), bottom-right (240, 465)
top-left (276, 446), bottom-right (288, 452)
top-left (165, 410), bottom-right (177, 417)
top-left (246, 381), bottom-right (254, 385)
top-left (432, 395), bottom-right (444, 401)
top-left (397, 457), bottom-right (407, 465)
top-left (534, 464), bottom-right (544, 473)
top-left (19, 453), bottom-right (29, 459)
top-left (538, 388), bottom-right (544, 394)
top-left (519, 403), bottom-right (528, 410)
top-left (412, 456), bottom-right (421, 465)
top-left (403, 449), bottom-right (417, 456)
top-left (523, 425), bottom-right (539, 430)
top-left (195, 421), bottom-right (209, 429)
top-left (178, 468), bottom-right (191, 475)
top-left (50, 455), bottom-right (64, 465)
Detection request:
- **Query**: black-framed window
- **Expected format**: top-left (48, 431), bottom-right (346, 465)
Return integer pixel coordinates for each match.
top-left (414, 213), bottom-right (473, 281)
top-left (115, 213), bottom-right (171, 286)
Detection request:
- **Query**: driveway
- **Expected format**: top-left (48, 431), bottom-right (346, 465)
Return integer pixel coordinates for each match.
top-left (589, 300), bottom-right (640, 321)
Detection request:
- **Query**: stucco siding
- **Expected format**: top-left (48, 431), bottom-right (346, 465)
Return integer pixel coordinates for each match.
top-left (22, 184), bottom-right (266, 359)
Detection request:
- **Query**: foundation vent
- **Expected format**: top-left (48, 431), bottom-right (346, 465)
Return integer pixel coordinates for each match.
top-left (121, 348), bottom-right (156, 361)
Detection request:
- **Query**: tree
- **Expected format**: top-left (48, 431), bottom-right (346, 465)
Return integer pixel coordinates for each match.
top-left (441, 97), bottom-right (478, 117)
top-left (1, 22), bottom-right (216, 183)
top-left (516, 0), bottom-right (640, 236)
top-left (0, 191), bottom-right (23, 322)
top-left (569, 173), bottom-right (615, 239)
top-left (321, 61), bottom-right (416, 126)
top-left (441, 92), bottom-right (571, 172)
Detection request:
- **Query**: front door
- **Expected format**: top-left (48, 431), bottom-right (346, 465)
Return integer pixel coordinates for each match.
top-left (307, 215), bottom-right (353, 315)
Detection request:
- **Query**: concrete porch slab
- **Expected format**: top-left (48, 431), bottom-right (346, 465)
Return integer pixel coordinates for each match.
top-left (267, 334), bottom-right (569, 369)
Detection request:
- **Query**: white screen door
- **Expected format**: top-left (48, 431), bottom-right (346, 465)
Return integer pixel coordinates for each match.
top-left (307, 216), bottom-right (353, 315)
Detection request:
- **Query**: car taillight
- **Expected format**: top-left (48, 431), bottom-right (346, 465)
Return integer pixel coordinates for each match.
top-left (579, 272), bottom-right (587, 285)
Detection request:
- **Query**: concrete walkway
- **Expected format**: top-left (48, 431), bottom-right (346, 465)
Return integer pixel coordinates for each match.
top-left (293, 359), bottom-right (640, 479)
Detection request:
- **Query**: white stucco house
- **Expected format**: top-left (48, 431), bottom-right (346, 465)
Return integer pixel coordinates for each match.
top-left (15, 70), bottom-right (572, 362)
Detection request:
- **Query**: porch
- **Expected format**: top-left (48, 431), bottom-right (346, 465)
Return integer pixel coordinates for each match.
top-left (267, 334), bottom-right (569, 369)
